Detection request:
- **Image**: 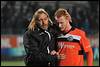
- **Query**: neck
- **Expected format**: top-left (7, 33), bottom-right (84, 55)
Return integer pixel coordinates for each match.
top-left (65, 25), bottom-right (72, 32)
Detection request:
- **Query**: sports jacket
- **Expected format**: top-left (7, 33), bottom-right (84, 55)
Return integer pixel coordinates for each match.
top-left (56, 27), bottom-right (92, 66)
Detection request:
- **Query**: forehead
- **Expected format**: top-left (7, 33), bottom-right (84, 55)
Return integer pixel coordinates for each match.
top-left (38, 13), bottom-right (48, 18)
top-left (56, 16), bottom-right (65, 22)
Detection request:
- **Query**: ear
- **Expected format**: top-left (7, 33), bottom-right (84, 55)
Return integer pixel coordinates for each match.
top-left (66, 17), bottom-right (70, 21)
top-left (66, 16), bottom-right (72, 22)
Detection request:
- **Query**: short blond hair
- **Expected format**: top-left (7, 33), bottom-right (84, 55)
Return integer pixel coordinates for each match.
top-left (28, 8), bottom-right (53, 31)
top-left (55, 8), bottom-right (72, 22)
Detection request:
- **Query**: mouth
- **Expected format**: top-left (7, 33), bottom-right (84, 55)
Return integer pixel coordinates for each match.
top-left (41, 25), bottom-right (48, 29)
top-left (60, 27), bottom-right (63, 29)
top-left (60, 28), bottom-right (64, 31)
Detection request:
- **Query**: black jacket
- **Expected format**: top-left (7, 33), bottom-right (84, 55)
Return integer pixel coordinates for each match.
top-left (23, 26), bottom-right (58, 66)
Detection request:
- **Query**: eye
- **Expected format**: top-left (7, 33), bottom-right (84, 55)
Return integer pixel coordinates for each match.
top-left (38, 18), bottom-right (42, 21)
top-left (59, 22), bottom-right (63, 24)
top-left (44, 17), bottom-right (48, 20)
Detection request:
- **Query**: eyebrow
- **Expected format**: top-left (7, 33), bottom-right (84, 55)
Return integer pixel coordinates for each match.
top-left (59, 22), bottom-right (63, 23)
top-left (39, 17), bottom-right (48, 20)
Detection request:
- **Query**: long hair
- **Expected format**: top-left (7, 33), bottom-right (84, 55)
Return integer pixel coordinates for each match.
top-left (28, 8), bottom-right (53, 31)
top-left (54, 8), bottom-right (72, 23)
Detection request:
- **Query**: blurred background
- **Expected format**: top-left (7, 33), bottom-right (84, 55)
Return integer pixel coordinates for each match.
top-left (1, 1), bottom-right (99, 66)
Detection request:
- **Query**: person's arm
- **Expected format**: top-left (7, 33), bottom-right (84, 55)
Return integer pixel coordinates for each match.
top-left (86, 48), bottom-right (93, 66)
top-left (80, 31), bottom-right (93, 66)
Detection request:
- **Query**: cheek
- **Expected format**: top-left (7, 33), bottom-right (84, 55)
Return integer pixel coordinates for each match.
top-left (45, 19), bottom-right (49, 24)
top-left (62, 25), bottom-right (66, 30)
top-left (45, 21), bottom-right (49, 25)
top-left (66, 20), bottom-right (69, 24)
top-left (63, 22), bottom-right (67, 29)
top-left (39, 21), bottom-right (42, 25)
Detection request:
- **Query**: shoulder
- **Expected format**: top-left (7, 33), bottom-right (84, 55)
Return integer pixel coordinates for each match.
top-left (73, 28), bottom-right (86, 37)
top-left (24, 30), bottom-right (31, 35)
top-left (75, 28), bottom-right (85, 34)
top-left (23, 29), bottom-right (36, 37)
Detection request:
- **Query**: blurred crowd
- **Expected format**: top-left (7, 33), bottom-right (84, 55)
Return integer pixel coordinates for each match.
top-left (1, 1), bottom-right (99, 35)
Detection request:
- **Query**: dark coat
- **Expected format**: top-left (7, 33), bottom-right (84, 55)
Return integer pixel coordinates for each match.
top-left (23, 26), bottom-right (58, 66)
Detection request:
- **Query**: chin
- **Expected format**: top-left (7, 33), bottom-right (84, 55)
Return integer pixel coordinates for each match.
top-left (60, 28), bottom-right (64, 31)
top-left (42, 27), bottom-right (48, 30)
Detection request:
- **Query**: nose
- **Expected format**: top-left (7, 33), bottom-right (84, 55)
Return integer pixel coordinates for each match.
top-left (59, 24), bottom-right (62, 28)
top-left (41, 20), bottom-right (44, 25)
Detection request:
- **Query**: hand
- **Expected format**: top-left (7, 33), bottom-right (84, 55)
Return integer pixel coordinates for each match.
top-left (57, 54), bottom-right (66, 60)
top-left (50, 50), bottom-right (57, 55)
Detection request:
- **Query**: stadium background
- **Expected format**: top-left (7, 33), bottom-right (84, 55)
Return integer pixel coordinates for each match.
top-left (1, 1), bottom-right (99, 66)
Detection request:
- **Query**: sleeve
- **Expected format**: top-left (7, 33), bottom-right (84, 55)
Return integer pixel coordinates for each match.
top-left (49, 35), bottom-right (57, 51)
top-left (80, 31), bottom-right (92, 52)
top-left (23, 31), bottom-right (57, 63)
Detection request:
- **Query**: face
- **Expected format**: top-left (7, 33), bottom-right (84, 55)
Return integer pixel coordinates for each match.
top-left (55, 16), bottom-right (70, 32)
top-left (38, 13), bottom-right (49, 30)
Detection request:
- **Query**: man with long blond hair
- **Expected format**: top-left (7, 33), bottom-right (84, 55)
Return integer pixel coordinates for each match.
top-left (23, 8), bottom-right (58, 66)
top-left (50, 8), bottom-right (93, 66)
